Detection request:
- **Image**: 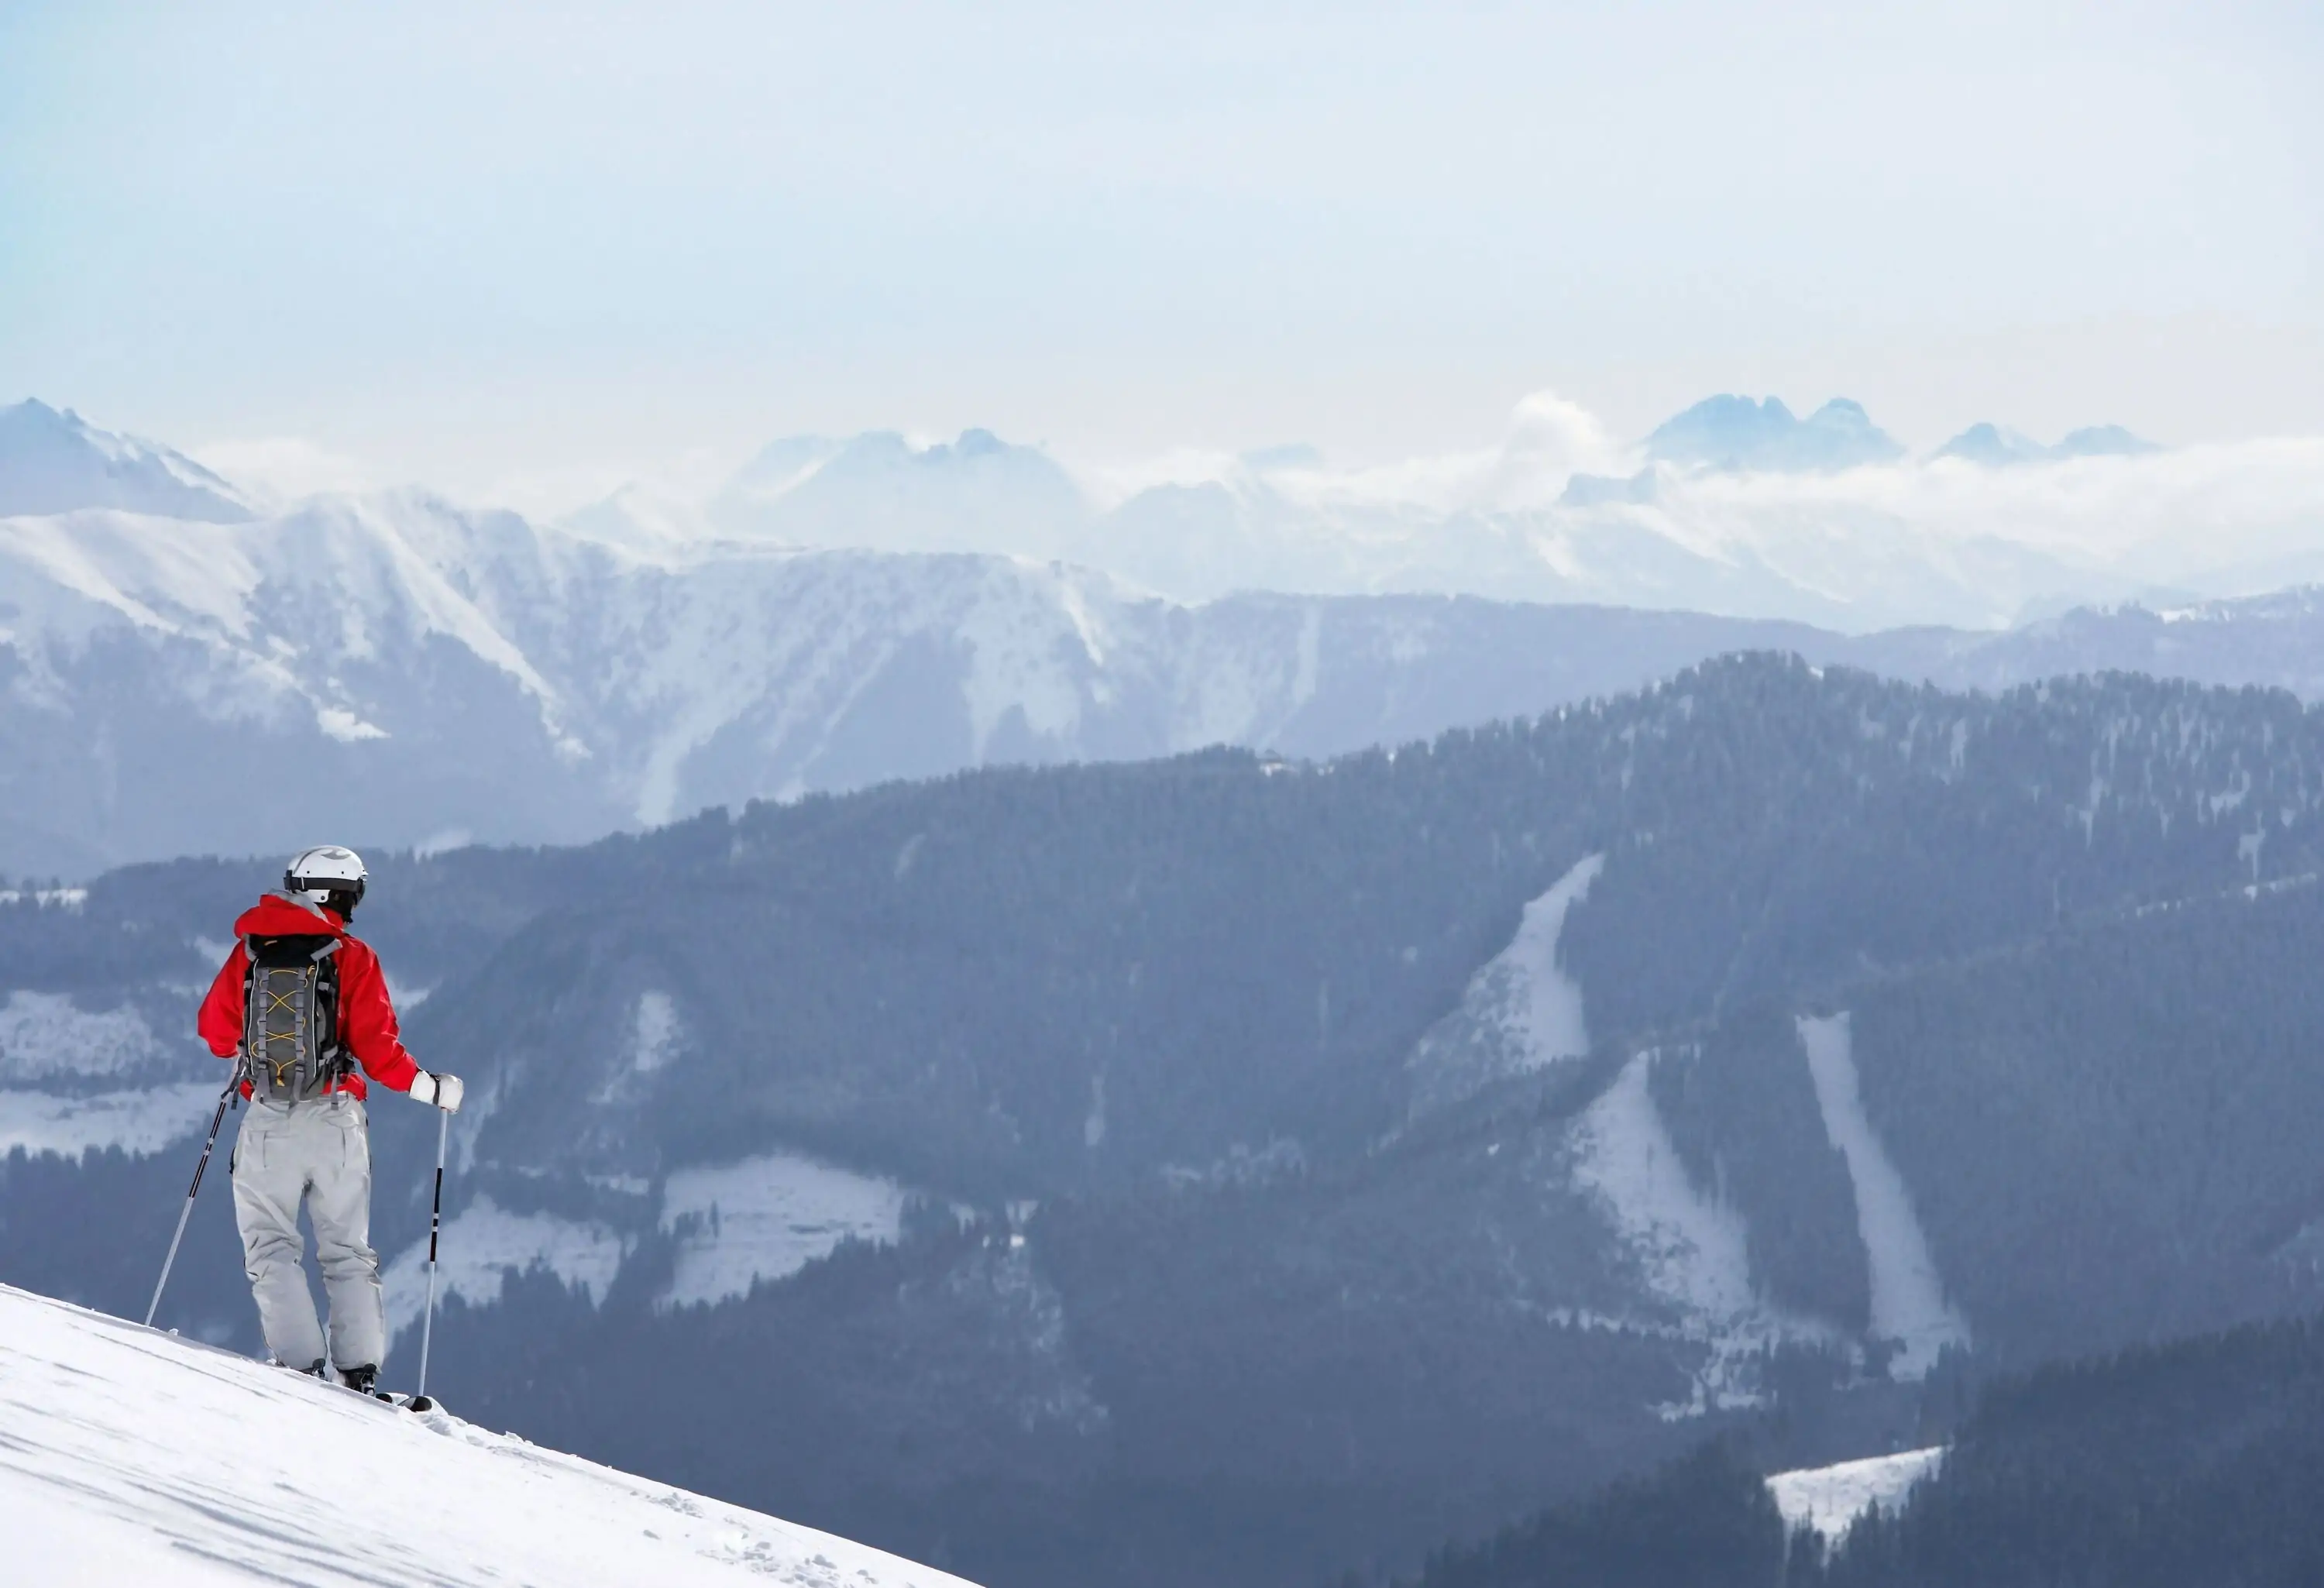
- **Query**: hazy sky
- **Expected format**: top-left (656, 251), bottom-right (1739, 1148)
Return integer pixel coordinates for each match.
top-left (3, 1), bottom-right (2318, 511)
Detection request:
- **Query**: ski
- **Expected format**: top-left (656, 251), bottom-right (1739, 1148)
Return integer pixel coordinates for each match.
top-left (318, 1377), bottom-right (442, 1414)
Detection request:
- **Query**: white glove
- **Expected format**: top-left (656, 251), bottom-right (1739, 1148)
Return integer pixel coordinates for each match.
top-left (408, 1071), bottom-right (464, 1112)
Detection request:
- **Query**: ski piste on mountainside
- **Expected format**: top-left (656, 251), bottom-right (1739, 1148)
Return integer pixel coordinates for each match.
top-left (0, 1281), bottom-right (981, 1588)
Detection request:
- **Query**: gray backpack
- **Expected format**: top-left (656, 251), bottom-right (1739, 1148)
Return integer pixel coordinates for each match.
top-left (242, 932), bottom-right (350, 1103)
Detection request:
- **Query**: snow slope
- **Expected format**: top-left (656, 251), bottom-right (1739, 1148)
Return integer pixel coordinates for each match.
top-left (1404, 853), bottom-right (1603, 1115)
top-left (1796, 1014), bottom-right (1968, 1377)
top-left (0, 1281), bottom-right (979, 1588)
top-left (0, 1081), bottom-right (220, 1159)
top-left (0, 400), bottom-right (253, 523)
top-left (659, 1152), bottom-right (909, 1310)
top-left (1766, 1448), bottom-right (1944, 1545)
top-left (0, 987), bottom-right (232, 1159)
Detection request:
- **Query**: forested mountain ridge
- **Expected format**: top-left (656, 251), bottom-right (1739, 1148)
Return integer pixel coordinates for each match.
top-left (10, 655), bottom-right (2324, 1586)
top-left (1401, 1314), bottom-right (2324, 1588)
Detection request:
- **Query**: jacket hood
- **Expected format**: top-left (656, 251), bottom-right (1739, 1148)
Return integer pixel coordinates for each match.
top-left (232, 891), bottom-right (348, 939)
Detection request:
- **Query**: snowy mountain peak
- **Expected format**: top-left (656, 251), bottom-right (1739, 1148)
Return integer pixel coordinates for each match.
top-left (0, 1280), bottom-right (978, 1587)
top-left (1934, 420), bottom-right (2161, 466)
top-left (1645, 394), bottom-right (1903, 472)
top-left (2054, 423), bottom-right (2161, 458)
top-left (0, 398), bottom-right (254, 523)
top-left (710, 427), bottom-right (1088, 556)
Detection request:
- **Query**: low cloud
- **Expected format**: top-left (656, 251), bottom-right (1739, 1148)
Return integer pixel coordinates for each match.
top-left (191, 437), bottom-right (377, 504)
top-left (1043, 395), bottom-right (2324, 627)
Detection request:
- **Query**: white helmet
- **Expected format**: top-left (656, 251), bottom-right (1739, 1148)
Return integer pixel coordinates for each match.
top-left (284, 845), bottom-right (367, 913)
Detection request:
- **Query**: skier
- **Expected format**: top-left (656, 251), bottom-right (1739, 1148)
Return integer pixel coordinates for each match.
top-left (196, 846), bottom-right (464, 1396)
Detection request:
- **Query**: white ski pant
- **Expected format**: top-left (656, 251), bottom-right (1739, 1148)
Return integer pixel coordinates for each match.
top-left (230, 1093), bottom-right (385, 1373)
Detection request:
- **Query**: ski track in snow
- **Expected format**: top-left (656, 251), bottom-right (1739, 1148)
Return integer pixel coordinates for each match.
top-left (0, 1282), bottom-right (979, 1587)
top-left (1767, 1448), bottom-right (1944, 1545)
top-left (1796, 1012), bottom-right (1969, 1378)
top-left (658, 1153), bottom-right (909, 1309)
top-left (381, 1196), bottom-right (627, 1346)
top-left (0, 1081), bottom-right (220, 1159)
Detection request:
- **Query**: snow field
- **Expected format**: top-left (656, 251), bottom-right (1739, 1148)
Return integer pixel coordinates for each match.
top-left (659, 1152), bottom-right (909, 1309)
top-left (1504, 853), bottom-right (1604, 1064)
top-left (1573, 1054), bottom-right (1759, 1325)
top-left (1405, 852), bottom-right (1603, 1109)
top-left (0, 1281), bottom-right (979, 1587)
top-left (374, 1151), bottom-right (911, 1336)
top-left (380, 1196), bottom-right (627, 1346)
top-left (0, 990), bottom-right (165, 1081)
top-left (1796, 1013), bottom-right (1968, 1377)
top-left (0, 991), bottom-right (229, 1159)
top-left (0, 1080), bottom-right (222, 1160)
top-left (1766, 1447), bottom-right (1944, 1545)
top-left (1569, 1049), bottom-right (1831, 1413)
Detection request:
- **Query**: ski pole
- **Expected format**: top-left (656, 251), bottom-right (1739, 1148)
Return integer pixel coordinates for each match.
top-left (145, 1062), bottom-right (243, 1328)
top-left (416, 1106), bottom-right (449, 1402)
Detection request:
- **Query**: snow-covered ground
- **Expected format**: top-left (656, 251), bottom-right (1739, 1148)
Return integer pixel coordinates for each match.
top-left (0, 1281), bottom-right (980, 1587)
top-left (0, 1081), bottom-right (221, 1159)
top-left (1766, 1447), bottom-right (1944, 1545)
top-left (1404, 852), bottom-right (1603, 1114)
top-left (380, 1196), bottom-right (630, 1345)
top-left (658, 1152), bottom-right (909, 1309)
top-left (1569, 1047), bottom-right (1830, 1414)
top-left (1796, 1013), bottom-right (1969, 1377)
top-left (0, 991), bottom-right (165, 1079)
top-left (0, 990), bottom-right (225, 1158)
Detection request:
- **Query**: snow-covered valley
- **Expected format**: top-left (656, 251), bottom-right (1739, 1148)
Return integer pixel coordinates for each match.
top-left (0, 1281), bottom-right (977, 1587)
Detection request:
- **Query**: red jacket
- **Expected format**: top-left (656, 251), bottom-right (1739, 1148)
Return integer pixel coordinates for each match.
top-left (198, 892), bottom-right (422, 1102)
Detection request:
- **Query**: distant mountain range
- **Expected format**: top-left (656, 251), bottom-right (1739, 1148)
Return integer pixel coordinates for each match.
top-left (1632, 394), bottom-right (2157, 475)
top-left (552, 399), bottom-right (2203, 617)
top-left (1933, 421), bottom-right (2161, 466)
top-left (0, 397), bottom-right (2316, 876)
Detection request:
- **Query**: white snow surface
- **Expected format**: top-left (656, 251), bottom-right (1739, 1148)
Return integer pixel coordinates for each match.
top-left (632, 990), bottom-right (682, 1072)
top-left (0, 1281), bottom-right (979, 1587)
top-left (659, 1153), bottom-right (909, 1309)
top-left (1573, 1052), bottom-right (1758, 1324)
top-left (1569, 1050), bottom-right (1826, 1413)
top-left (380, 1196), bottom-right (627, 1344)
top-left (1502, 854), bottom-right (1604, 1063)
top-left (1767, 1448), bottom-right (1945, 1545)
top-left (0, 1082), bottom-right (221, 1160)
top-left (0, 992), bottom-right (164, 1081)
top-left (1404, 853), bottom-right (1603, 1112)
top-left (1796, 1013), bottom-right (1970, 1377)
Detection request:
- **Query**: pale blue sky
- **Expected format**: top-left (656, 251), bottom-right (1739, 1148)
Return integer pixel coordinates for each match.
top-left (2, 1), bottom-right (2318, 507)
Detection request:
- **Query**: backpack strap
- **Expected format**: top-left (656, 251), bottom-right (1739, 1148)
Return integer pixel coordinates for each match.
top-left (241, 937), bottom-right (261, 1059)
top-left (309, 937), bottom-right (349, 1078)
